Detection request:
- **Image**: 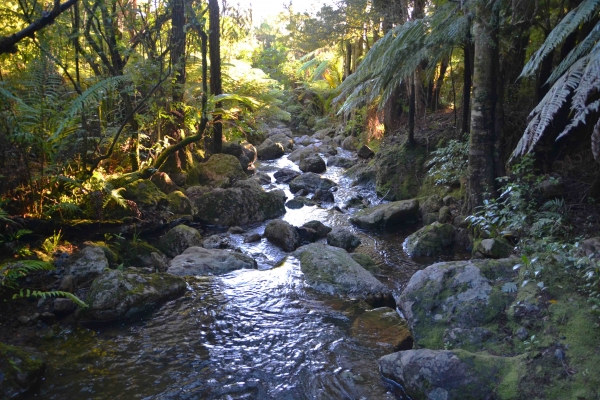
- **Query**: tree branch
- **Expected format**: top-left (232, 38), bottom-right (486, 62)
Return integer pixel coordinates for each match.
top-left (0, 0), bottom-right (78, 54)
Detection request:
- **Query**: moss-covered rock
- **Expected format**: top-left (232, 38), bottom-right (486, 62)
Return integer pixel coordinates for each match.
top-left (473, 237), bottom-right (514, 259)
top-left (167, 246), bottom-right (257, 276)
top-left (166, 190), bottom-right (194, 215)
top-left (0, 343), bottom-right (46, 399)
top-left (82, 270), bottom-right (186, 321)
top-left (349, 199), bottom-right (419, 231)
top-left (375, 142), bottom-right (427, 201)
top-left (157, 224), bottom-right (202, 258)
top-left (264, 220), bottom-right (300, 252)
top-left (186, 153), bottom-right (247, 188)
top-left (83, 241), bottom-right (120, 266)
top-left (351, 307), bottom-right (413, 351)
top-left (121, 179), bottom-right (168, 210)
top-left (121, 241), bottom-right (164, 268)
top-left (404, 222), bottom-right (454, 257)
top-left (193, 179), bottom-right (286, 226)
top-left (350, 252), bottom-right (380, 274)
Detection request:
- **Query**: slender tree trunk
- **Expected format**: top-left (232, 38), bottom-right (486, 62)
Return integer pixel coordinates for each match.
top-left (462, 41), bottom-right (473, 134)
top-left (209, 0), bottom-right (222, 153)
top-left (344, 40), bottom-right (352, 80)
top-left (434, 57), bottom-right (449, 110)
top-left (466, 1), bottom-right (499, 214)
top-left (408, 75), bottom-right (416, 146)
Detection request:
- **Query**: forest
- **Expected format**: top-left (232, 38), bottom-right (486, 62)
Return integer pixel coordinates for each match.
top-left (1, 0), bottom-right (600, 398)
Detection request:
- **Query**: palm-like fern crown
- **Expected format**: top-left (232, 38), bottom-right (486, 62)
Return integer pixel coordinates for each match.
top-left (512, 0), bottom-right (600, 160)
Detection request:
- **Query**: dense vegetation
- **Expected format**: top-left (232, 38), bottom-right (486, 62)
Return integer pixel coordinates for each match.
top-left (1, 0), bottom-right (600, 398)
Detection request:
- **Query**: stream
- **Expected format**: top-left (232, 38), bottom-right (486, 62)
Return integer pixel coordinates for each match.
top-left (32, 139), bottom-right (464, 399)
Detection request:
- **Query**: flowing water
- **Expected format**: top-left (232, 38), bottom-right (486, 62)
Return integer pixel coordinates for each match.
top-left (33, 140), bottom-right (465, 399)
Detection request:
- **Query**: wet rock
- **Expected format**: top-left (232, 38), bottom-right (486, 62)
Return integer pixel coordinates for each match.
top-left (222, 141), bottom-right (257, 171)
top-left (349, 199), bottom-right (419, 230)
top-left (404, 222), bottom-right (454, 257)
top-left (344, 162), bottom-right (377, 188)
top-left (295, 189), bottom-right (308, 197)
top-left (83, 270), bottom-right (186, 321)
top-left (379, 349), bottom-right (524, 400)
top-left (351, 307), bottom-right (413, 351)
top-left (257, 139), bottom-right (285, 160)
top-left (264, 220), bottom-right (300, 252)
top-left (121, 179), bottom-right (168, 211)
top-left (0, 343), bottom-right (46, 399)
top-left (288, 146), bottom-right (315, 162)
top-left (297, 135), bottom-right (315, 146)
top-left (296, 226), bottom-right (317, 244)
top-left (53, 298), bottom-right (77, 316)
top-left (473, 237), bottom-right (513, 259)
top-left (344, 196), bottom-right (368, 209)
top-left (150, 171), bottom-right (179, 194)
top-left (65, 246), bottom-right (109, 285)
top-left (252, 172), bottom-right (272, 185)
top-left (327, 228), bottom-right (361, 251)
top-left (342, 136), bottom-right (359, 151)
top-left (244, 233), bottom-right (262, 243)
top-left (356, 145), bottom-right (375, 159)
top-left (192, 179), bottom-right (286, 226)
top-left (313, 189), bottom-right (334, 203)
top-left (157, 224), bottom-right (202, 258)
top-left (203, 234), bottom-right (234, 250)
top-left (187, 153), bottom-right (247, 188)
top-left (313, 127), bottom-right (335, 140)
top-left (289, 172), bottom-right (336, 194)
top-left (268, 133), bottom-right (294, 151)
top-left (167, 190), bottom-right (195, 215)
top-left (350, 253), bottom-right (380, 274)
top-left (299, 154), bottom-right (326, 173)
top-left (285, 198), bottom-right (305, 209)
top-left (274, 168), bottom-right (301, 184)
top-left (302, 220), bottom-right (332, 238)
top-left (228, 226), bottom-right (246, 234)
top-left (167, 247), bottom-right (257, 276)
top-left (294, 243), bottom-right (387, 299)
top-left (327, 156), bottom-right (356, 169)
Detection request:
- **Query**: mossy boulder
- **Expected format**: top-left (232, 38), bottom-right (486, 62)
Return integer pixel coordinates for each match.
top-left (150, 171), bottom-right (179, 194)
top-left (167, 247), bottom-right (257, 276)
top-left (186, 153), bottom-right (247, 188)
top-left (192, 179), bottom-right (286, 226)
top-left (349, 199), bottom-right (419, 231)
top-left (83, 241), bottom-right (119, 266)
top-left (404, 222), bottom-right (455, 257)
top-left (351, 307), bottom-right (413, 351)
top-left (379, 349), bottom-right (526, 400)
top-left (122, 179), bottom-right (168, 210)
top-left (375, 142), bottom-right (426, 201)
top-left (157, 224), bottom-right (202, 258)
top-left (0, 343), bottom-right (46, 399)
top-left (288, 172), bottom-right (336, 194)
top-left (350, 252), bottom-right (380, 274)
top-left (294, 243), bottom-right (388, 300)
top-left (473, 237), bottom-right (513, 259)
top-left (327, 228), bottom-right (361, 251)
top-left (166, 190), bottom-right (194, 215)
top-left (122, 241), bottom-right (164, 269)
top-left (264, 220), bottom-right (300, 252)
top-left (82, 270), bottom-right (186, 321)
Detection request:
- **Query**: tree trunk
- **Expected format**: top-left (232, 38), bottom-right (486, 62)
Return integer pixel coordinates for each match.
top-left (209, 0), bottom-right (222, 154)
top-left (408, 75), bottom-right (416, 146)
top-left (434, 57), bottom-right (449, 110)
top-left (344, 40), bottom-right (352, 80)
top-left (466, 1), bottom-right (499, 214)
top-left (461, 41), bottom-right (473, 134)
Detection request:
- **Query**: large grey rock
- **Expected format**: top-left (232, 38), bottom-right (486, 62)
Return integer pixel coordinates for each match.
top-left (349, 199), bottom-right (419, 230)
top-left (327, 156), bottom-right (356, 169)
top-left (288, 146), bottom-right (316, 162)
top-left (84, 270), bottom-right (186, 321)
top-left (187, 153), bottom-right (247, 188)
top-left (404, 222), bottom-right (454, 257)
top-left (264, 220), bottom-right (300, 252)
top-left (157, 224), bottom-right (202, 258)
top-left (294, 243), bottom-right (387, 299)
top-left (312, 189), bottom-right (334, 203)
top-left (65, 246), bottom-right (109, 285)
top-left (257, 139), bottom-right (285, 160)
top-left (192, 179), bottom-right (286, 226)
top-left (268, 133), bottom-right (294, 151)
top-left (274, 168), bottom-right (301, 184)
top-left (299, 154), bottom-right (326, 173)
top-left (302, 220), bottom-right (332, 238)
top-left (379, 349), bottom-right (523, 400)
top-left (222, 141), bottom-right (256, 171)
top-left (202, 234), bottom-right (234, 250)
top-left (327, 228), bottom-right (361, 251)
top-left (289, 172), bottom-right (336, 194)
top-left (167, 247), bottom-right (257, 276)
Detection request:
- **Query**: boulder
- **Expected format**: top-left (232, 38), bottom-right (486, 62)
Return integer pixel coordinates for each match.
top-left (202, 234), bottom-right (234, 250)
top-left (167, 190), bottom-right (194, 215)
top-left (257, 139), bottom-right (285, 160)
top-left (150, 172), bottom-right (179, 194)
top-left (351, 307), bottom-right (413, 351)
top-left (473, 237), bottom-right (513, 259)
top-left (299, 154), bottom-right (326, 173)
top-left (313, 127), bottom-right (335, 140)
top-left (302, 220), bottom-right (332, 238)
top-left (157, 224), bottom-right (202, 258)
top-left (0, 343), bottom-right (46, 399)
top-left (268, 133), bottom-right (294, 151)
top-left (375, 142), bottom-right (426, 200)
top-left (379, 349), bottom-right (525, 400)
top-left (327, 156), bottom-right (356, 169)
top-left (420, 194), bottom-right (443, 216)
top-left (350, 253), bottom-right (380, 274)
top-left (244, 233), bottom-right (262, 243)
top-left (167, 247), bottom-right (257, 276)
top-left (121, 241), bottom-right (163, 269)
top-left (187, 153), bottom-right (247, 188)
top-left (251, 172), bottom-right (272, 185)
top-left (192, 179), bottom-right (286, 226)
top-left (264, 220), bottom-right (300, 252)
top-left (184, 185), bottom-right (212, 203)
top-left (327, 228), bottom-right (361, 251)
top-left (357, 145), bottom-right (375, 159)
top-left (404, 222), bottom-right (455, 257)
top-left (349, 199), bottom-right (419, 230)
top-left (121, 179), bottom-right (168, 211)
top-left (294, 243), bottom-right (387, 299)
top-left (274, 168), bottom-right (301, 184)
top-left (241, 141), bottom-right (258, 164)
top-left (296, 226), bottom-right (317, 244)
top-left (341, 136), bottom-right (359, 151)
top-left (222, 141), bottom-right (256, 171)
top-left (65, 246), bottom-right (109, 285)
top-left (313, 189), bottom-right (334, 203)
top-left (83, 270), bottom-right (186, 321)
top-left (288, 146), bottom-right (316, 162)
top-left (398, 259), bottom-right (515, 349)
top-left (289, 172), bottom-right (336, 194)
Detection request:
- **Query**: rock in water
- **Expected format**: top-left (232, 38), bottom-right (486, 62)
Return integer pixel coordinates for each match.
top-left (264, 220), bottom-right (300, 252)
top-left (167, 246), bottom-right (257, 276)
top-left (351, 307), bottom-right (413, 351)
top-left (302, 220), bottom-right (332, 238)
top-left (83, 270), bottom-right (186, 321)
top-left (294, 243), bottom-right (387, 299)
top-left (289, 172), bottom-right (336, 194)
top-left (192, 179), bottom-right (286, 226)
top-left (257, 139), bottom-right (285, 160)
top-left (327, 156), bottom-right (356, 169)
top-left (349, 199), bottom-right (419, 230)
top-left (327, 228), bottom-right (361, 251)
top-left (274, 168), bottom-right (301, 184)
top-left (157, 224), bottom-right (202, 258)
top-left (403, 222), bottom-right (454, 257)
top-left (299, 154), bottom-right (326, 173)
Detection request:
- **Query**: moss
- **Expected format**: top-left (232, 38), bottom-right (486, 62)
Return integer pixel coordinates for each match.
top-left (121, 179), bottom-right (168, 209)
top-left (375, 142), bottom-right (427, 201)
top-left (350, 253), bottom-right (380, 274)
top-left (84, 241), bottom-right (120, 265)
top-left (186, 153), bottom-right (247, 188)
top-left (166, 190), bottom-right (194, 215)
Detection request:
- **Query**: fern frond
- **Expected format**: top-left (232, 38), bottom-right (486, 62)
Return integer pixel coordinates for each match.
top-left (548, 21), bottom-right (600, 84)
top-left (1, 260), bottom-right (54, 288)
top-left (13, 289), bottom-right (88, 308)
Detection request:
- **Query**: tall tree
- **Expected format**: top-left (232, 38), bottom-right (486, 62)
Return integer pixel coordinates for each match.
top-left (209, 0), bottom-right (223, 154)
